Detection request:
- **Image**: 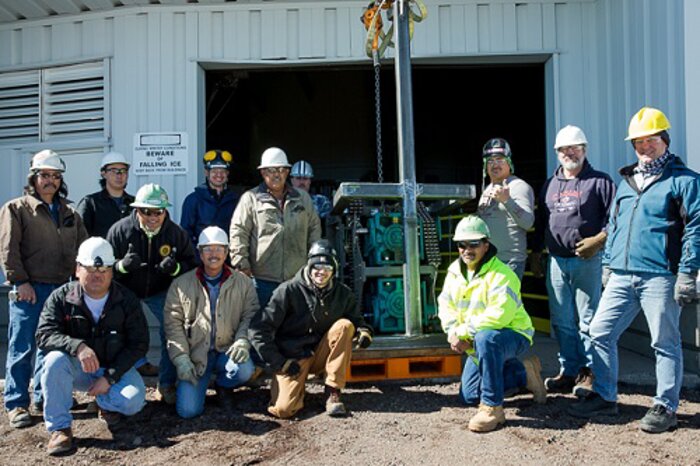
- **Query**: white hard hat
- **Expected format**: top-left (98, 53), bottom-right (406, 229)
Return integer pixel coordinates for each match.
top-left (291, 160), bottom-right (314, 178)
top-left (101, 151), bottom-right (130, 169)
top-left (257, 147), bottom-right (291, 169)
top-left (76, 237), bottom-right (116, 267)
top-left (554, 125), bottom-right (588, 149)
top-left (198, 226), bottom-right (229, 247)
top-left (30, 149), bottom-right (65, 172)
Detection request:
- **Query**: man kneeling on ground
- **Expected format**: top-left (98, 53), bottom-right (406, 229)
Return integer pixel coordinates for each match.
top-left (36, 237), bottom-right (148, 456)
top-left (249, 240), bottom-right (373, 418)
top-left (164, 226), bottom-right (258, 418)
top-left (438, 216), bottom-right (547, 432)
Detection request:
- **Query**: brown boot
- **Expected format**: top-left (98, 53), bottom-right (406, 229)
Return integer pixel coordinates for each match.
top-left (98, 407), bottom-right (122, 427)
top-left (156, 385), bottom-right (177, 405)
top-left (468, 404), bottom-right (505, 432)
top-left (522, 356), bottom-right (547, 404)
top-left (325, 385), bottom-right (347, 417)
top-left (137, 362), bottom-right (159, 377)
top-left (572, 367), bottom-right (595, 398)
top-left (47, 428), bottom-right (74, 456)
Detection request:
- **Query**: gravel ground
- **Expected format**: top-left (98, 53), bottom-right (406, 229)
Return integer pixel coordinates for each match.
top-left (1, 377), bottom-right (699, 466)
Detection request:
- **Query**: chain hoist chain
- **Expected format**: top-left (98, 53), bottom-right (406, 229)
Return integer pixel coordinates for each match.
top-left (417, 201), bottom-right (442, 268)
top-left (372, 49), bottom-right (384, 184)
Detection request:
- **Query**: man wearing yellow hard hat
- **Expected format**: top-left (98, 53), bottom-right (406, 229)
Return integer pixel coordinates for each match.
top-left (568, 107), bottom-right (700, 434)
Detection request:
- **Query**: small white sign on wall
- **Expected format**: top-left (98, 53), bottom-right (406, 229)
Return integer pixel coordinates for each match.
top-left (133, 132), bottom-right (189, 175)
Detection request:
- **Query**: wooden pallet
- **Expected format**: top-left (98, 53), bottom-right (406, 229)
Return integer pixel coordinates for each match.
top-left (346, 355), bottom-right (462, 382)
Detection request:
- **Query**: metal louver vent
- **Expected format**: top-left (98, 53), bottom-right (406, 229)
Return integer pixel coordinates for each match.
top-left (0, 70), bottom-right (40, 145)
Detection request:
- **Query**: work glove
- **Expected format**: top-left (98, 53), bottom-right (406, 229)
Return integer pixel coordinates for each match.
top-left (674, 272), bottom-right (697, 307)
top-left (226, 339), bottom-right (251, 364)
top-left (156, 248), bottom-right (179, 276)
top-left (281, 359), bottom-right (301, 377)
top-left (116, 243), bottom-right (143, 274)
top-left (529, 251), bottom-right (545, 278)
top-left (602, 266), bottom-right (611, 288)
top-left (173, 354), bottom-right (198, 386)
top-left (575, 232), bottom-right (607, 259)
top-left (355, 328), bottom-right (373, 349)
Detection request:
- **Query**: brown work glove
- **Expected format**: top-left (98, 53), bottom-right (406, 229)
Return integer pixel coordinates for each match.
top-left (529, 251), bottom-right (545, 278)
top-left (575, 232), bottom-right (607, 259)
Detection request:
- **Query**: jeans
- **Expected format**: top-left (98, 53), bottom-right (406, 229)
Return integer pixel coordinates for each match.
top-left (175, 350), bottom-right (255, 419)
top-left (254, 278), bottom-right (280, 310)
top-left (41, 350), bottom-right (145, 432)
top-left (547, 253), bottom-right (602, 376)
top-left (589, 271), bottom-right (682, 411)
top-left (4, 282), bottom-right (58, 411)
top-left (142, 292), bottom-right (177, 388)
top-left (460, 329), bottom-right (529, 407)
top-left (505, 259), bottom-right (525, 282)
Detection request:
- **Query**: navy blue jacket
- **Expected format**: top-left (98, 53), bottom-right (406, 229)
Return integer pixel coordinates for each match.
top-left (180, 184), bottom-right (239, 249)
top-left (533, 160), bottom-right (616, 258)
top-left (604, 154), bottom-right (700, 275)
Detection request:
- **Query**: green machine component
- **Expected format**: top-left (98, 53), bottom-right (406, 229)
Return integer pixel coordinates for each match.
top-left (370, 277), bottom-right (440, 333)
top-left (365, 212), bottom-right (425, 266)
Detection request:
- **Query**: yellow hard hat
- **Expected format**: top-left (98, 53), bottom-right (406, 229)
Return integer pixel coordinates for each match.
top-left (625, 107), bottom-right (671, 141)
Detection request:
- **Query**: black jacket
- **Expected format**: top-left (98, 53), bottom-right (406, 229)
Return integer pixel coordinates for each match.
top-left (249, 267), bottom-right (372, 371)
top-left (36, 281), bottom-right (149, 384)
top-left (76, 189), bottom-right (135, 238)
top-left (106, 210), bottom-right (196, 298)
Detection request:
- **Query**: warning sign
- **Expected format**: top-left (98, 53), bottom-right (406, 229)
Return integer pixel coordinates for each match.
top-left (133, 132), bottom-right (189, 175)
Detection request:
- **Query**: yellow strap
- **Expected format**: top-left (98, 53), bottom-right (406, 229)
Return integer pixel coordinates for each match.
top-left (364, 0), bottom-right (428, 59)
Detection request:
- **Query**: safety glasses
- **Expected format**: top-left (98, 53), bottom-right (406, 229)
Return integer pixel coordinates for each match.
top-left (457, 240), bottom-right (484, 249)
top-left (204, 150), bottom-right (233, 162)
top-left (200, 245), bottom-right (226, 254)
top-left (138, 208), bottom-right (165, 217)
top-left (312, 264), bottom-right (334, 272)
top-left (37, 172), bottom-right (63, 180)
top-left (104, 168), bottom-right (128, 175)
top-left (632, 135), bottom-right (663, 147)
top-left (262, 167), bottom-right (288, 175)
top-left (80, 265), bottom-right (111, 273)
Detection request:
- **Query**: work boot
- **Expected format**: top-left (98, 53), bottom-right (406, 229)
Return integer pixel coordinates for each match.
top-left (215, 385), bottom-right (235, 410)
top-left (325, 385), bottom-right (347, 417)
top-left (468, 404), bottom-right (506, 432)
top-left (98, 407), bottom-right (122, 427)
top-left (544, 373), bottom-right (577, 393)
top-left (522, 356), bottom-right (547, 404)
top-left (31, 399), bottom-right (44, 415)
top-left (156, 385), bottom-right (177, 405)
top-left (567, 392), bottom-right (618, 418)
top-left (639, 405), bottom-right (677, 433)
top-left (7, 407), bottom-right (32, 428)
top-left (572, 367), bottom-right (595, 398)
top-left (137, 362), bottom-right (159, 377)
top-left (47, 428), bottom-right (74, 456)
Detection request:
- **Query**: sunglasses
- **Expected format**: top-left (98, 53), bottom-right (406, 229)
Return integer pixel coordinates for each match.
top-left (138, 208), bottom-right (165, 217)
top-left (204, 150), bottom-right (233, 163)
top-left (312, 264), bottom-right (334, 272)
top-left (104, 168), bottom-right (128, 175)
top-left (37, 172), bottom-right (63, 180)
top-left (262, 167), bottom-right (288, 175)
top-left (457, 240), bottom-right (484, 249)
top-left (557, 145), bottom-right (584, 153)
top-left (80, 265), bottom-right (111, 273)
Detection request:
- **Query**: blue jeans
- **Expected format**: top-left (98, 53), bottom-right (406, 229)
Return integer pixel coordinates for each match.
top-left (142, 292), bottom-right (177, 388)
top-left (546, 253), bottom-right (602, 376)
top-left (41, 350), bottom-right (145, 432)
top-left (175, 350), bottom-right (255, 419)
top-left (254, 278), bottom-right (280, 310)
top-left (589, 272), bottom-right (682, 411)
top-left (4, 282), bottom-right (58, 411)
top-left (460, 329), bottom-right (529, 407)
top-left (505, 259), bottom-right (525, 282)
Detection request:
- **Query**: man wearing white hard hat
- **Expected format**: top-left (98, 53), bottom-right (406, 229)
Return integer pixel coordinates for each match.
top-left (36, 237), bottom-right (148, 455)
top-left (164, 226), bottom-right (258, 418)
top-left (290, 160), bottom-right (332, 219)
top-left (76, 151), bottom-right (135, 238)
top-left (0, 150), bottom-right (88, 429)
top-left (530, 125), bottom-right (616, 398)
top-left (229, 147), bottom-right (321, 307)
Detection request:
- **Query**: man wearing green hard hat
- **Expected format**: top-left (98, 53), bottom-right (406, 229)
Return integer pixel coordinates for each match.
top-left (107, 183), bottom-right (196, 404)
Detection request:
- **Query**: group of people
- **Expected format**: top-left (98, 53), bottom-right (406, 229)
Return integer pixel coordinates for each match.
top-left (445, 106), bottom-right (699, 433)
top-left (0, 104), bottom-right (696, 454)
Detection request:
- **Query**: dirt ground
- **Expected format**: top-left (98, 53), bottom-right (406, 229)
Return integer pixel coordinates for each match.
top-left (1, 376), bottom-right (699, 466)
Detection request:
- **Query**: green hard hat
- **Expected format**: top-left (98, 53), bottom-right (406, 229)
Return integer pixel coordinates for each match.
top-left (131, 183), bottom-right (172, 209)
top-left (453, 215), bottom-right (490, 242)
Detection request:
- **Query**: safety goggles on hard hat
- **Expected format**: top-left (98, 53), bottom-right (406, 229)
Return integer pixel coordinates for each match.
top-left (457, 240), bottom-right (484, 249)
top-left (204, 150), bottom-right (232, 163)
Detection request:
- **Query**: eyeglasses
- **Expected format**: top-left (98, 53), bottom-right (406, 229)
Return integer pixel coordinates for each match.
top-left (200, 245), bottom-right (226, 253)
top-left (138, 208), bottom-right (165, 217)
top-left (457, 240), bottom-right (484, 249)
top-left (632, 136), bottom-right (663, 147)
top-left (204, 150), bottom-right (233, 163)
top-left (557, 145), bottom-right (584, 153)
top-left (312, 264), bottom-right (334, 272)
top-left (486, 158), bottom-right (508, 166)
top-left (37, 172), bottom-right (62, 180)
top-left (104, 168), bottom-right (128, 175)
top-left (262, 167), bottom-right (288, 175)
top-left (80, 264), bottom-right (111, 273)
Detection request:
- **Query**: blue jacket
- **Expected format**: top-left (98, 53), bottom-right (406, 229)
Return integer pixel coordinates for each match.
top-left (180, 184), bottom-right (239, 249)
top-left (604, 154), bottom-right (700, 275)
